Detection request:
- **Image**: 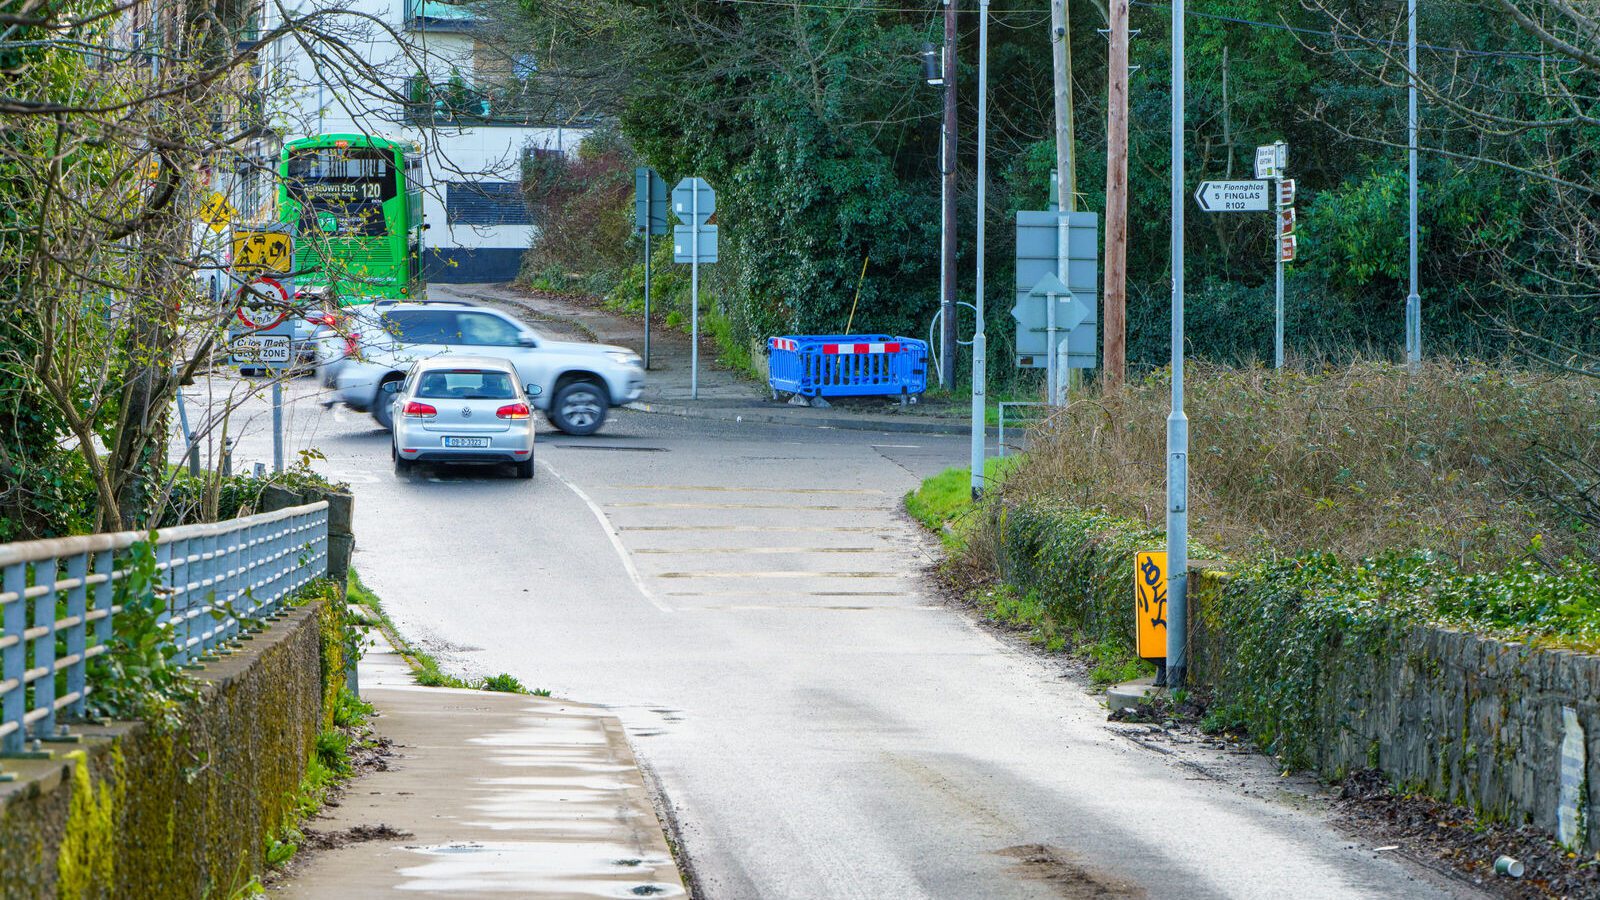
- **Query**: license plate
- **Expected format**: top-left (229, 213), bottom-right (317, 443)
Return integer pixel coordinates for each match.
top-left (443, 437), bottom-right (489, 448)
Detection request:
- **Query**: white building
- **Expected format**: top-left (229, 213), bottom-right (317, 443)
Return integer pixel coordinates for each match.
top-left (260, 0), bottom-right (589, 282)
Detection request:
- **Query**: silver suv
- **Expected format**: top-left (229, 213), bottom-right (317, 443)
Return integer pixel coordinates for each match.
top-left (333, 303), bottom-right (644, 435)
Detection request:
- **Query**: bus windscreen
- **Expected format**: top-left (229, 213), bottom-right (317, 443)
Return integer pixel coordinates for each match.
top-left (286, 148), bottom-right (397, 236)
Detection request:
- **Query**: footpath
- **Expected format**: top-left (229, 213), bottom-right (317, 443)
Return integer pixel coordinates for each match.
top-left (274, 635), bottom-right (684, 899)
top-left (433, 282), bottom-right (986, 436)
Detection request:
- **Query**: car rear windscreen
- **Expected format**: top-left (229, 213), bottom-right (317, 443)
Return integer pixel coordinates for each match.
top-left (415, 370), bottom-right (516, 400)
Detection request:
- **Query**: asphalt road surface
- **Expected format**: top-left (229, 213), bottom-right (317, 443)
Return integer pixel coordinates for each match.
top-left (205, 374), bottom-right (1480, 900)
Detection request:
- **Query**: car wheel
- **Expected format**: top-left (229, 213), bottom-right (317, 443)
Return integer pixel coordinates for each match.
top-left (549, 380), bottom-right (607, 435)
top-left (392, 443), bottom-right (414, 475)
top-left (372, 379), bottom-right (401, 430)
top-left (514, 458), bottom-right (534, 479)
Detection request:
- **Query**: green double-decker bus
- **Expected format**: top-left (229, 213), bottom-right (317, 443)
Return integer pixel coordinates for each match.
top-left (279, 134), bottom-right (425, 304)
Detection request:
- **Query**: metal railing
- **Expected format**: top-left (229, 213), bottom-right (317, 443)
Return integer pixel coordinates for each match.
top-left (0, 502), bottom-right (328, 754)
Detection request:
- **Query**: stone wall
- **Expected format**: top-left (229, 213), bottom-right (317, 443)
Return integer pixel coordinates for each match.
top-left (1188, 569), bottom-right (1600, 851)
top-left (0, 598), bottom-right (345, 898)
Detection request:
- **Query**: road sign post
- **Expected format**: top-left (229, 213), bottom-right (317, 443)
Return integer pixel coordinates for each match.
top-left (672, 177), bottom-right (717, 400)
top-left (635, 168), bottom-right (669, 369)
top-left (229, 276), bottom-right (296, 474)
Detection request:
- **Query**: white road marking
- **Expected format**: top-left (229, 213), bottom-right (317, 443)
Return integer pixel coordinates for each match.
top-left (537, 458), bottom-right (673, 614)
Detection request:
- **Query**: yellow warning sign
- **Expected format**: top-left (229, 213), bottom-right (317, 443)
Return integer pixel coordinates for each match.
top-left (1134, 551), bottom-right (1168, 660)
top-left (232, 230), bottom-right (294, 275)
top-left (199, 192), bottom-right (236, 234)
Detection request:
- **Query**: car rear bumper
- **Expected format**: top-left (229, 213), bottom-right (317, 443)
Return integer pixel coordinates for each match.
top-left (402, 449), bottom-right (531, 464)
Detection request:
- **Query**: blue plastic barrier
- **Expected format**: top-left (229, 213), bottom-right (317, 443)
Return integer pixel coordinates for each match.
top-left (767, 334), bottom-right (928, 400)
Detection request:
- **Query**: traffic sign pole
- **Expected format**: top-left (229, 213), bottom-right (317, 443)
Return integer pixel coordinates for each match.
top-left (644, 231), bottom-right (652, 369)
top-left (272, 382), bottom-right (284, 474)
top-left (691, 187), bottom-right (700, 400)
top-left (1275, 172), bottom-right (1285, 369)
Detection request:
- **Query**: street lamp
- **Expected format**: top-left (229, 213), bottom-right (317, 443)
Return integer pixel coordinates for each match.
top-left (970, 0), bottom-right (990, 499)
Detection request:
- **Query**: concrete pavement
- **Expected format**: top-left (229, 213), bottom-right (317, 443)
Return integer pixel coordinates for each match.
top-left (273, 634), bottom-right (684, 898)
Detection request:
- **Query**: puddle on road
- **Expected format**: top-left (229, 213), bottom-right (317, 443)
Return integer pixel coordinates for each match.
top-left (398, 841), bottom-right (682, 897)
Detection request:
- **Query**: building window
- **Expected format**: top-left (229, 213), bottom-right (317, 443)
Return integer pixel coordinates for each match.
top-left (446, 181), bottom-right (532, 226)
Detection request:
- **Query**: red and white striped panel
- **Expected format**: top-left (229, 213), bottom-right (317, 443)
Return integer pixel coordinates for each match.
top-left (822, 342), bottom-right (901, 355)
top-left (769, 338), bottom-right (798, 352)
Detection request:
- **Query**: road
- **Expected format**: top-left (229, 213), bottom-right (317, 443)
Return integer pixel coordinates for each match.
top-left (205, 372), bottom-right (1477, 900)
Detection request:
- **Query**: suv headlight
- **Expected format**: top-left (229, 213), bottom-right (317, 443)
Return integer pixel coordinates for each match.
top-left (607, 350), bottom-right (644, 368)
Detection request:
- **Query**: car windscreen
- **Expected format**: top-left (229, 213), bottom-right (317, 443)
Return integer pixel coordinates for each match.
top-left (414, 370), bottom-right (516, 400)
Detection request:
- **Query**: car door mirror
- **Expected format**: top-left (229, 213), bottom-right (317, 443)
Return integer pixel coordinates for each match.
top-left (517, 335), bottom-right (537, 347)
top-left (381, 381), bottom-right (402, 394)
top-left (525, 383), bottom-right (543, 397)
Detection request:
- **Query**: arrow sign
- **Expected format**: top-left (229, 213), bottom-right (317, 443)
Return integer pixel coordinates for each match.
top-left (672, 177), bottom-right (716, 224)
top-left (1194, 180), bottom-right (1270, 212)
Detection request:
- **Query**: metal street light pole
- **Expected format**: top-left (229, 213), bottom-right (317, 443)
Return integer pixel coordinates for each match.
top-left (970, 0), bottom-right (990, 499)
top-left (934, 3), bottom-right (947, 389)
top-left (1406, 0), bottom-right (1421, 372)
top-left (1165, 0), bottom-right (1190, 688)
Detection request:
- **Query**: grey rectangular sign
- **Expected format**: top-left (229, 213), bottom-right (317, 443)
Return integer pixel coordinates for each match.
top-left (634, 167), bottom-right (669, 235)
top-left (673, 224), bottom-right (718, 263)
top-left (1013, 210), bottom-right (1099, 369)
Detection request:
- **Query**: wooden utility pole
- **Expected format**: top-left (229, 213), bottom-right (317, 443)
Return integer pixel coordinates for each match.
top-left (1102, 0), bottom-right (1129, 391)
top-left (1050, 0), bottom-right (1077, 401)
top-left (939, 0), bottom-right (958, 390)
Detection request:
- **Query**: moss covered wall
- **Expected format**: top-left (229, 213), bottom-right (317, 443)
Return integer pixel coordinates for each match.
top-left (989, 508), bottom-right (1600, 853)
top-left (0, 598), bottom-right (343, 899)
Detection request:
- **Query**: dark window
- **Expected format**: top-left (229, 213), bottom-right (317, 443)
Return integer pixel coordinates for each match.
top-left (381, 310), bottom-right (460, 344)
top-left (446, 181), bottom-right (532, 226)
top-left (286, 148), bottom-right (397, 236)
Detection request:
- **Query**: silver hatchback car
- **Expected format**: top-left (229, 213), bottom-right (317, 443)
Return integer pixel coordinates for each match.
top-left (385, 357), bottom-right (542, 479)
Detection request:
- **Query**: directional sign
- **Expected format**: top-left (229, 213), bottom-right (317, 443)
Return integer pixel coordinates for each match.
top-left (1277, 178), bottom-right (1296, 208)
top-left (671, 177), bottom-right (716, 225)
top-left (673, 224), bottom-right (718, 263)
top-left (199, 192), bottom-right (236, 234)
top-left (1254, 143), bottom-right (1287, 179)
top-left (1277, 208), bottom-right (1296, 235)
top-left (1013, 210), bottom-right (1099, 369)
top-left (1194, 180), bottom-right (1269, 213)
top-left (1280, 234), bottom-right (1298, 263)
top-left (634, 167), bottom-right (669, 235)
top-left (232, 230), bottom-right (294, 275)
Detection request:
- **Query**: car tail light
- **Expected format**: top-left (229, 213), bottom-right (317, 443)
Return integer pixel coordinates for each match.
top-left (343, 332), bottom-right (360, 357)
top-left (402, 401), bottom-right (437, 418)
top-left (496, 402), bottom-right (531, 420)
top-left (309, 313), bottom-right (338, 327)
